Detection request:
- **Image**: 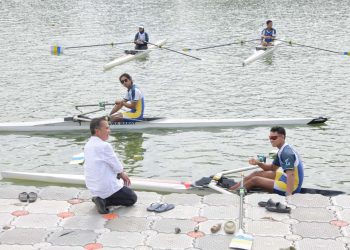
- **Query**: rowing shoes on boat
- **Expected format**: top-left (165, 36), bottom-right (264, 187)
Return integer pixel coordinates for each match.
top-left (103, 39), bottom-right (167, 71)
top-left (1, 169), bottom-right (344, 196)
top-left (243, 40), bottom-right (282, 66)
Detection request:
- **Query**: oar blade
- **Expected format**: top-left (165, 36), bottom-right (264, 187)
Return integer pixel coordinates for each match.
top-left (51, 45), bottom-right (63, 56)
top-left (229, 229), bottom-right (253, 249)
top-left (69, 152), bottom-right (84, 165)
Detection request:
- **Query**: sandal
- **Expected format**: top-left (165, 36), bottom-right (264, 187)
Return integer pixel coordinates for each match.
top-left (18, 192), bottom-right (28, 202)
top-left (266, 202), bottom-right (291, 213)
top-left (258, 198), bottom-right (277, 207)
top-left (28, 192), bottom-right (38, 203)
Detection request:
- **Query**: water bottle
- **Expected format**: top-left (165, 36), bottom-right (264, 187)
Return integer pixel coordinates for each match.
top-left (257, 154), bottom-right (266, 163)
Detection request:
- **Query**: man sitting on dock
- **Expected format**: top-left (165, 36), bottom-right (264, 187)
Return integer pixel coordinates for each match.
top-left (261, 20), bottom-right (276, 46)
top-left (84, 117), bottom-right (137, 214)
top-left (109, 73), bottom-right (144, 123)
top-left (229, 126), bottom-right (304, 196)
top-left (134, 25), bottom-right (149, 50)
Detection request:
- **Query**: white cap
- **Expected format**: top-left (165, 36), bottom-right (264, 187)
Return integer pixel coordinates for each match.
top-left (138, 25), bottom-right (144, 29)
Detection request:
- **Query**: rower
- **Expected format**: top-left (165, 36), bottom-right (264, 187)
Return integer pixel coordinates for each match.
top-left (134, 25), bottom-right (149, 50)
top-left (261, 20), bottom-right (276, 46)
top-left (229, 126), bottom-right (304, 196)
top-left (109, 73), bottom-right (144, 123)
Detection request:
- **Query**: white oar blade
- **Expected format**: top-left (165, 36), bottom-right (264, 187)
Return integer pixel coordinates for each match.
top-left (69, 152), bottom-right (84, 165)
top-left (229, 229), bottom-right (253, 249)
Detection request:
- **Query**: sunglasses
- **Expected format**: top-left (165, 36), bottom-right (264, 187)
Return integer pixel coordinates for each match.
top-left (120, 78), bottom-right (129, 84)
top-left (269, 135), bottom-right (279, 140)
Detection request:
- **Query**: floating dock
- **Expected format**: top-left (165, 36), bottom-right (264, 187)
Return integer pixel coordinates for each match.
top-left (0, 184), bottom-right (349, 249)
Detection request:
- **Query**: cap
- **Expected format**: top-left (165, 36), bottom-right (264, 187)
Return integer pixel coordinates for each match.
top-left (138, 25), bottom-right (144, 29)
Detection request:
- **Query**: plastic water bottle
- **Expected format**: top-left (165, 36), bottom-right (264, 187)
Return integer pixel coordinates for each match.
top-left (257, 154), bottom-right (266, 163)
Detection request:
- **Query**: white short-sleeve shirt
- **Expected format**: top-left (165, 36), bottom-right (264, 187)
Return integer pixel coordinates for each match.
top-left (84, 136), bottom-right (124, 198)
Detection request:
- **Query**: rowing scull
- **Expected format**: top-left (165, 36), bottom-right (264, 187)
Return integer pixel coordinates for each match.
top-left (103, 39), bottom-right (167, 71)
top-left (1, 170), bottom-right (344, 196)
top-left (243, 40), bottom-right (282, 66)
top-left (0, 116), bottom-right (327, 132)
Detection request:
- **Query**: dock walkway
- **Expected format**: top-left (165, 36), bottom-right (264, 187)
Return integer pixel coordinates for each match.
top-left (0, 184), bottom-right (349, 249)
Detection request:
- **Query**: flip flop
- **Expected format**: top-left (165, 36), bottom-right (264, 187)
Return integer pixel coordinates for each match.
top-left (18, 192), bottom-right (28, 202)
top-left (154, 203), bottom-right (175, 213)
top-left (28, 192), bottom-right (38, 203)
top-left (210, 223), bottom-right (222, 233)
top-left (258, 198), bottom-right (277, 207)
top-left (224, 221), bottom-right (236, 234)
top-left (266, 202), bottom-right (291, 213)
top-left (147, 202), bottom-right (162, 212)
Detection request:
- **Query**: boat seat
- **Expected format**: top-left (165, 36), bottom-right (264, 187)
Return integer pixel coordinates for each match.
top-left (124, 50), bottom-right (140, 55)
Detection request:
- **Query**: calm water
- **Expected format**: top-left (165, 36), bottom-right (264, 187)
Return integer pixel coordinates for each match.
top-left (0, 0), bottom-right (349, 192)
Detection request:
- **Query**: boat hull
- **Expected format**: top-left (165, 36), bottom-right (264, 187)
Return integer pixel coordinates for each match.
top-left (0, 171), bottom-right (196, 194)
top-left (103, 39), bottom-right (167, 70)
top-left (1, 171), bottom-right (344, 196)
top-left (0, 116), bottom-right (327, 132)
top-left (243, 41), bottom-right (282, 66)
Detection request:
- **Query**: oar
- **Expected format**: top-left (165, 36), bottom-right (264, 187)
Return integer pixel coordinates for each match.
top-left (229, 173), bottom-right (253, 249)
top-left (51, 41), bottom-right (133, 55)
top-left (75, 102), bottom-right (115, 111)
top-left (70, 152), bottom-right (84, 165)
top-left (276, 39), bottom-right (349, 55)
top-left (183, 39), bottom-right (259, 52)
top-left (146, 42), bottom-right (202, 60)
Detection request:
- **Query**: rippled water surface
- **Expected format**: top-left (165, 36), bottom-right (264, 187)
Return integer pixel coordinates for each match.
top-left (1, 0), bottom-right (349, 192)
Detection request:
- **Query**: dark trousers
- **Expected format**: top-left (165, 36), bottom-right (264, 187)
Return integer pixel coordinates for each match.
top-left (135, 44), bottom-right (148, 50)
top-left (105, 186), bottom-right (137, 207)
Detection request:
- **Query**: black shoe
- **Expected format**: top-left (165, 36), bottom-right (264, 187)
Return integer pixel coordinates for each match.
top-left (92, 197), bottom-right (109, 214)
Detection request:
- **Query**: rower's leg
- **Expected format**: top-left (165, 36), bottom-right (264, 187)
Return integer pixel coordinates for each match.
top-left (243, 176), bottom-right (275, 193)
top-left (229, 170), bottom-right (276, 190)
top-left (110, 113), bottom-right (123, 122)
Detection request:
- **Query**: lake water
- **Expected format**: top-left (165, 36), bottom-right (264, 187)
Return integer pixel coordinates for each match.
top-left (0, 0), bottom-right (349, 192)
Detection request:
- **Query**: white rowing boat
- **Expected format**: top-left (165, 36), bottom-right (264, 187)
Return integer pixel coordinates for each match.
top-left (1, 171), bottom-right (194, 194)
top-left (1, 170), bottom-right (344, 196)
top-left (0, 167), bottom-right (264, 195)
top-left (242, 40), bottom-right (282, 66)
top-left (0, 116), bottom-right (327, 132)
top-left (103, 39), bottom-right (167, 71)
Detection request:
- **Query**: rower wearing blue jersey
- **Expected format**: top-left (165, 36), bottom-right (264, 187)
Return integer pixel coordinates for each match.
top-left (109, 73), bottom-right (144, 123)
top-left (261, 20), bottom-right (276, 46)
top-left (230, 126), bottom-right (304, 196)
top-left (134, 25), bottom-right (149, 50)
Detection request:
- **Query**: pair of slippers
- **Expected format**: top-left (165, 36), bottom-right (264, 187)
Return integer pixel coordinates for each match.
top-left (258, 198), bottom-right (291, 213)
top-left (18, 192), bottom-right (38, 203)
top-left (147, 202), bottom-right (175, 213)
top-left (210, 221), bottom-right (236, 234)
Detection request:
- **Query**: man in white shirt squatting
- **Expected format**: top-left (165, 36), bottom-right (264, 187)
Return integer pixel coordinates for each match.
top-left (84, 117), bottom-right (137, 214)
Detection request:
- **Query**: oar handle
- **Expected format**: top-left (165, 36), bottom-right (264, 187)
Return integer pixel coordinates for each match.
top-left (75, 102), bottom-right (115, 110)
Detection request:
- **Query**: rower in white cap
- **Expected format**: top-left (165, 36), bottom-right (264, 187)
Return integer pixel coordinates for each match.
top-left (134, 25), bottom-right (149, 50)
